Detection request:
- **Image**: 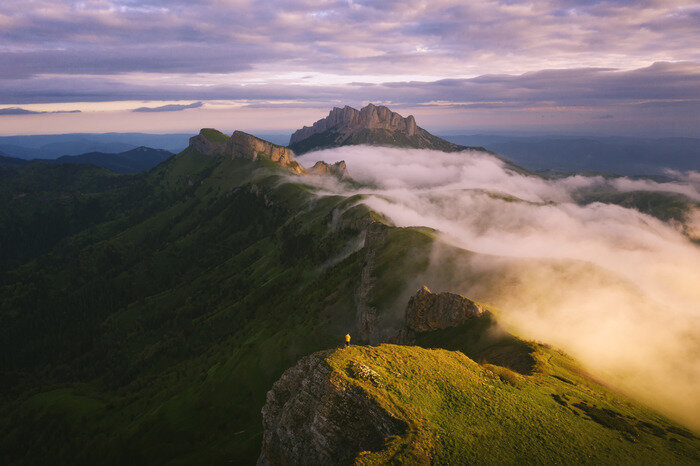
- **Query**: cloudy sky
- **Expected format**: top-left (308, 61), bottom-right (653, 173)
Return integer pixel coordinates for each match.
top-left (1, 0), bottom-right (698, 135)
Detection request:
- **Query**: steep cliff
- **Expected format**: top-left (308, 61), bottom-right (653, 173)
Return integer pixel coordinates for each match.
top-left (257, 351), bottom-right (407, 465)
top-left (188, 128), bottom-right (305, 173)
top-left (288, 104), bottom-right (480, 154)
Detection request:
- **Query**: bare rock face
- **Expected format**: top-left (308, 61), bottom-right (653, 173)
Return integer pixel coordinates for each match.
top-left (188, 129), bottom-right (305, 173)
top-left (188, 129), bottom-right (229, 157)
top-left (308, 160), bottom-right (348, 179)
top-left (257, 352), bottom-right (406, 465)
top-left (227, 130), bottom-right (304, 172)
top-left (406, 286), bottom-right (486, 332)
top-left (290, 104), bottom-right (418, 148)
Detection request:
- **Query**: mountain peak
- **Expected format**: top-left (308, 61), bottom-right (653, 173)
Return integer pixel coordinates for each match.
top-left (290, 104), bottom-right (418, 148)
top-left (188, 128), bottom-right (304, 174)
top-left (288, 103), bottom-right (468, 154)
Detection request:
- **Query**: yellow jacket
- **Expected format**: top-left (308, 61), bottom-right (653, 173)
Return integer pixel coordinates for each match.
top-left (345, 333), bottom-right (351, 343)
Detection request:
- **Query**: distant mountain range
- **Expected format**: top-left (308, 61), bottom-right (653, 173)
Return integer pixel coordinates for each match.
top-left (0, 147), bottom-right (173, 174)
top-left (0, 133), bottom-right (191, 159)
top-left (440, 134), bottom-right (700, 176)
top-left (53, 147), bottom-right (173, 174)
top-left (2, 128), bottom-right (698, 177)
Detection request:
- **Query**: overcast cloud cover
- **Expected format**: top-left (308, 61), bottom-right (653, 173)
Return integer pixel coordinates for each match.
top-left (0, 0), bottom-right (698, 134)
top-left (300, 146), bottom-right (700, 428)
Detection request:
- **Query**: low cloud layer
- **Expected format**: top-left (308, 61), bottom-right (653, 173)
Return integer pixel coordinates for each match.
top-left (132, 101), bottom-right (203, 112)
top-left (300, 146), bottom-right (700, 429)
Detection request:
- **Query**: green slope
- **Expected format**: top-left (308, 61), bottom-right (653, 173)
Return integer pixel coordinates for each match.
top-left (0, 132), bottom-right (696, 465)
top-left (324, 344), bottom-right (698, 464)
top-left (0, 146), bottom-right (388, 463)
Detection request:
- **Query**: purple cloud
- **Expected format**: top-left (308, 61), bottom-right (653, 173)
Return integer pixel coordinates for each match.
top-left (0, 107), bottom-right (81, 115)
top-left (132, 101), bottom-right (203, 112)
top-left (0, 1), bottom-right (697, 134)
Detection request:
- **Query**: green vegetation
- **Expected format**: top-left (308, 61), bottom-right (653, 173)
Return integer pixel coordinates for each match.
top-left (326, 344), bottom-right (699, 464)
top-left (1, 130), bottom-right (696, 464)
top-left (0, 146), bottom-right (373, 463)
top-left (199, 128), bottom-right (230, 144)
top-left (575, 189), bottom-right (698, 224)
top-left (415, 312), bottom-right (536, 374)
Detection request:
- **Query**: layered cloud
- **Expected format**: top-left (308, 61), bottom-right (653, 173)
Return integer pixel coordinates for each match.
top-left (2, 0), bottom-right (698, 77)
top-left (132, 101), bottom-right (203, 112)
top-left (0, 107), bottom-right (81, 115)
top-left (0, 0), bottom-right (698, 134)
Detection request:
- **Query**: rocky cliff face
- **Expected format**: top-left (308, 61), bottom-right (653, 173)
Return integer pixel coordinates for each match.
top-left (290, 104), bottom-right (417, 146)
top-left (308, 160), bottom-right (348, 179)
top-left (188, 129), bottom-right (229, 157)
top-left (257, 351), bottom-right (406, 465)
top-left (406, 286), bottom-right (486, 332)
top-left (288, 103), bottom-right (471, 154)
top-left (188, 129), bottom-right (304, 174)
top-left (228, 131), bottom-right (295, 165)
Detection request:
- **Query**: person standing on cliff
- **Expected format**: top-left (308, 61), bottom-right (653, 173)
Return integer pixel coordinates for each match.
top-left (345, 333), bottom-right (351, 347)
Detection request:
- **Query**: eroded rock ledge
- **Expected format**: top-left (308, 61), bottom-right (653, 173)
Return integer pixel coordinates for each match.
top-left (406, 285), bottom-right (486, 332)
top-left (308, 160), bottom-right (348, 179)
top-left (188, 129), bottom-right (304, 174)
top-left (257, 351), bottom-right (406, 465)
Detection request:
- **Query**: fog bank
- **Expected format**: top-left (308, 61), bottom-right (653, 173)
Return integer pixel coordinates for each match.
top-left (300, 146), bottom-right (700, 429)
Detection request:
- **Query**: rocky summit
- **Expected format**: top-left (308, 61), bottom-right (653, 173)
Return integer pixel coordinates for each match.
top-left (288, 103), bottom-right (482, 154)
top-left (308, 160), bottom-right (348, 179)
top-left (189, 128), bottom-right (304, 174)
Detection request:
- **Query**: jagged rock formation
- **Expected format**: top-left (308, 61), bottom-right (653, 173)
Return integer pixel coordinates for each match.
top-left (188, 129), bottom-right (304, 174)
top-left (289, 104), bottom-right (479, 154)
top-left (308, 160), bottom-right (348, 179)
top-left (228, 131), bottom-right (295, 165)
top-left (290, 104), bottom-right (417, 144)
top-left (257, 351), bottom-right (406, 465)
top-left (406, 286), bottom-right (486, 332)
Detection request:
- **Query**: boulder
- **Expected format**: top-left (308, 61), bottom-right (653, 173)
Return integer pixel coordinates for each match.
top-left (406, 286), bottom-right (486, 332)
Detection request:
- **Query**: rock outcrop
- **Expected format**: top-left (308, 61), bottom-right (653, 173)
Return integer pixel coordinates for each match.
top-left (406, 286), bottom-right (486, 332)
top-left (188, 128), bottom-right (229, 157)
top-left (308, 160), bottom-right (348, 179)
top-left (188, 129), bottom-right (304, 174)
top-left (288, 103), bottom-right (477, 154)
top-left (257, 352), bottom-right (406, 465)
top-left (290, 104), bottom-right (417, 145)
top-left (228, 130), bottom-right (295, 165)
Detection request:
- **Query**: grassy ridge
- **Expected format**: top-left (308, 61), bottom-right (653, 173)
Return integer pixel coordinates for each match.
top-left (0, 149), bottom-right (379, 463)
top-left (326, 344), bottom-right (699, 464)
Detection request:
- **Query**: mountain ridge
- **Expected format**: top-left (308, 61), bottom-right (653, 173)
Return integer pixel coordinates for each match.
top-left (288, 103), bottom-right (486, 154)
top-left (0, 120), bottom-right (697, 464)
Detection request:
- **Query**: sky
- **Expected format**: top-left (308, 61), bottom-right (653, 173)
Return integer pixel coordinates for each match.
top-left (0, 0), bottom-right (698, 136)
